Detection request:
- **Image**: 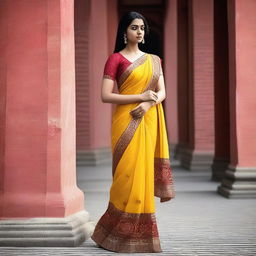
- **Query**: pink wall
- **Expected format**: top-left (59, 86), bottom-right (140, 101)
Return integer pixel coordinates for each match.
top-left (189, 0), bottom-right (215, 150)
top-left (75, 0), bottom-right (115, 152)
top-left (228, 0), bottom-right (256, 167)
top-left (89, 0), bottom-right (112, 149)
top-left (74, 0), bottom-right (91, 150)
top-left (164, 0), bottom-right (178, 147)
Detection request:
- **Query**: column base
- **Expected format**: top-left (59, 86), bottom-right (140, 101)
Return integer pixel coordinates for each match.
top-left (76, 147), bottom-right (112, 166)
top-left (211, 157), bottom-right (229, 181)
top-left (217, 165), bottom-right (256, 198)
top-left (0, 210), bottom-right (96, 247)
top-left (176, 146), bottom-right (214, 171)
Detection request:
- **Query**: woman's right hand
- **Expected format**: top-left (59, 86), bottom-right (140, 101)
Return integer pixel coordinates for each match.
top-left (140, 90), bottom-right (158, 102)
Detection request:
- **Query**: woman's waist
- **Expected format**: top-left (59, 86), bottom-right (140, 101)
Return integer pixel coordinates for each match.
top-left (112, 102), bottom-right (157, 120)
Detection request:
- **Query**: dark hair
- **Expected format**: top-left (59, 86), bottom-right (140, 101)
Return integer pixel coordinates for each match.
top-left (113, 11), bottom-right (150, 53)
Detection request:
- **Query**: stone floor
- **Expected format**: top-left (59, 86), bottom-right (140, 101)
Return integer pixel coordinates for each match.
top-left (0, 162), bottom-right (256, 255)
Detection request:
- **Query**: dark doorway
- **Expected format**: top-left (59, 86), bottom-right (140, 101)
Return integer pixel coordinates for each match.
top-left (212, 0), bottom-right (230, 180)
top-left (176, 0), bottom-right (190, 156)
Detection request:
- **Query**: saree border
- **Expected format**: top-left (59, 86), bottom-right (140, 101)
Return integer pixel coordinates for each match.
top-left (154, 157), bottom-right (176, 201)
top-left (112, 54), bottom-right (161, 177)
top-left (117, 53), bottom-right (148, 90)
top-left (91, 201), bottom-right (162, 253)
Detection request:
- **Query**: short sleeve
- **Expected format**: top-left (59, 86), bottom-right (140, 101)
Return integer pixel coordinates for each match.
top-left (103, 54), bottom-right (119, 81)
top-left (159, 58), bottom-right (163, 76)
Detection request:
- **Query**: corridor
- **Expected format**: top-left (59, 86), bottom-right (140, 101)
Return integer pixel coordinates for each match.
top-left (1, 162), bottom-right (255, 255)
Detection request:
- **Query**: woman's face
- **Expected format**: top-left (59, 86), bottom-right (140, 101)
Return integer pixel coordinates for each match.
top-left (126, 18), bottom-right (145, 44)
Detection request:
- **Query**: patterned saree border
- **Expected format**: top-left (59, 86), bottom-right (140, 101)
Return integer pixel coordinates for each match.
top-left (90, 201), bottom-right (162, 253)
top-left (117, 53), bottom-right (148, 90)
top-left (154, 157), bottom-right (176, 202)
top-left (146, 54), bottom-right (161, 91)
top-left (112, 54), bottom-right (161, 177)
top-left (112, 117), bottom-right (142, 177)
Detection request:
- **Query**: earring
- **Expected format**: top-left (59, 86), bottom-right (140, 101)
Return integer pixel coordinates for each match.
top-left (124, 34), bottom-right (127, 44)
top-left (142, 38), bottom-right (145, 44)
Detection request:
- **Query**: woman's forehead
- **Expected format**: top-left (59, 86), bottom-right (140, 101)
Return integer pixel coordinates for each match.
top-left (130, 18), bottom-right (144, 25)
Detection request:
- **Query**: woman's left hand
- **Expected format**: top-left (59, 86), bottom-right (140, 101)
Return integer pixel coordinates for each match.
top-left (130, 101), bottom-right (154, 119)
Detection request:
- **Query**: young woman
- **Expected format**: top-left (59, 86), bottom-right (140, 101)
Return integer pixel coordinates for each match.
top-left (90, 11), bottom-right (175, 253)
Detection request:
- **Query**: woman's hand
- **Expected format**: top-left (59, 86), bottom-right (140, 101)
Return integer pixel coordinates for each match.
top-left (140, 90), bottom-right (158, 102)
top-left (130, 101), bottom-right (154, 119)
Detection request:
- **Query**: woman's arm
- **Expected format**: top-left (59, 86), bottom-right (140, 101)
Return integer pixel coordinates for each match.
top-left (148, 75), bottom-right (166, 106)
top-left (101, 78), bottom-right (158, 104)
top-left (129, 75), bottom-right (167, 119)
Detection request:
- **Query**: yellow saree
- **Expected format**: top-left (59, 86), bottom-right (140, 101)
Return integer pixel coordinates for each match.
top-left (91, 53), bottom-right (175, 253)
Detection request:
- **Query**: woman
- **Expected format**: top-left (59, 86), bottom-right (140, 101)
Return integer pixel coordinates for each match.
top-left (91, 11), bottom-right (175, 253)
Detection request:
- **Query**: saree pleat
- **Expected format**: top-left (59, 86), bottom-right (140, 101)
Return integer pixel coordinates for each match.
top-left (91, 54), bottom-right (175, 253)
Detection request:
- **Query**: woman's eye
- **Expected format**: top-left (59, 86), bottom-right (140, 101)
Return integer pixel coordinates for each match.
top-left (132, 26), bottom-right (145, 30)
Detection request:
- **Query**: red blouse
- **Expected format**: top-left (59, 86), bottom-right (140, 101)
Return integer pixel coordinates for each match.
top-left (103, 52), bottom-right (163, 82)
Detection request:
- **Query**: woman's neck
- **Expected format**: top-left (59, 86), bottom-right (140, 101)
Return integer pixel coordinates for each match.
top-left (123, 44), bottom-right (142, 55)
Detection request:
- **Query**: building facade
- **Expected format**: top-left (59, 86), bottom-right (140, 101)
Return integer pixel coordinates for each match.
top-left (0, 0), bottom-right (255, 247)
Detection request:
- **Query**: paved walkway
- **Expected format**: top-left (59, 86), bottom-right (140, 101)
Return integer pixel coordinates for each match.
top-left (1, 162), bottom-right (256, 255)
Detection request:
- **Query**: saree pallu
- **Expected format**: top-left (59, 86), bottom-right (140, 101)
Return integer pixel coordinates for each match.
top-left (91, 53), bottom-right (175, 253)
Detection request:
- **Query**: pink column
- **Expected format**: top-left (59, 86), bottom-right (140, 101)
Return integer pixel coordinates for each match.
top-left (218, 0), bottom-right (256, 198)
top-left (178, 0), bottom-right (215, 171)
top-left (164, 0), bottom-right (179, 159)
top-left (75, 0), bottom-right (116, 166)
top-left (0, 0), bottom-right (91, 246)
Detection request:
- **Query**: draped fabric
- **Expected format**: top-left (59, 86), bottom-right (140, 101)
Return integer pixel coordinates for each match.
top-left (91, 53), bottom-right (175, 253)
